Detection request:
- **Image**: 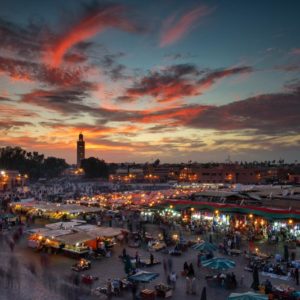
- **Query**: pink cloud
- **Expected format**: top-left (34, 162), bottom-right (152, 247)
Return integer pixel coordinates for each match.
top-left (160, 5), bottom-right (214, 47)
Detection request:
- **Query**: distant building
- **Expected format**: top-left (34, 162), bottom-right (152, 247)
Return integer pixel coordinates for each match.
top-left (110, 167), bottom-right (144, 183)
top-left (77, 133), bottom-right (85, 168)
top-left (289, 173), bottom-right (300, 184)
top-left (63, 167), bottom-right (85, 176)
top-left (0, 170), bottom-right (28, 191)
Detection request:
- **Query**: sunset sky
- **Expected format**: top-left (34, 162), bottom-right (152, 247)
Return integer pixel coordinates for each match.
top-left (0, 0), bottom-right (300, 164)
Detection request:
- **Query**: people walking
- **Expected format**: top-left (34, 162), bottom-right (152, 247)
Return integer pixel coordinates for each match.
top-left (183, 261), bottom-right (189, 275)
top-left (191, 276), bottom-right (196, 295)
top-left (295, 267), bottom-right (299, 285)
top-left (186, 276), bottom-right (191, 294)
top-left (135, 251), bottom-right (140, 267)
top-left (168, 257), bottom-right (173, 272)
top-left (163, 258), bottom-right (167, 275)
top-left (150, 253), bottom-right (154, 265)
top-left (107, 278), bottom-right (112, 299)
top-left (188, 263), bottom-right (195, 278)
top-left (122, 248), bottom-right (127, 258)
top-left (131, 282), bottom-right (137, 300)
top-left (169, 271), bottom-right (177, 290)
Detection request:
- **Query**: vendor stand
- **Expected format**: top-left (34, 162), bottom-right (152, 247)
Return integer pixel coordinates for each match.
top-left (140, 289), bottom-right (156, 300)
top-left (203, 257), bottom-right (237, 289)
top-left (57, 232), bottom-right (91, 257)
top-left (128, 271), bottom-right (159, 300)
top-left (155, 283), bottom-right (172, 298)
top-left (148, 240), bottom-right (166, 252)
top-left (271, 284), bottom-right (296, 299)
top-left (192, 241), bottom-right (217, 252)
top-left (227, 291), bottom-right (268, 299)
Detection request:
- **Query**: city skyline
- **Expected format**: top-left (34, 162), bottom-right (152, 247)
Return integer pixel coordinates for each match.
top-left (0, 0), bottom-right (300, 164)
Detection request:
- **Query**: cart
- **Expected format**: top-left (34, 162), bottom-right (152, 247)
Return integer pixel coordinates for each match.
top-left (71, 259), bottom-right (91, 272)
top-left (81, 274), bottom-right (98, 284)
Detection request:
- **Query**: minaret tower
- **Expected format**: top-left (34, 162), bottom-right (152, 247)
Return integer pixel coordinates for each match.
top-left (77, 133), bottom-right (85, 167)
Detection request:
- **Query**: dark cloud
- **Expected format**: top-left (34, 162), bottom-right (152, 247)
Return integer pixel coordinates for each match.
top-left (0, 96), bottom-right (12, 102)
top-left (63, 53), bottom-right (88, 63)
top-left (161, 137), bottom-right (207, 149)
top-left (164, 53), bottom-right (184, 60)
top-left (19, 87), bottom-right (138, 123)
top-left (19, 81), bottom-right (300, 137)
top-left (197, 66), bottom-right (252, 88)
top-left (146, 125), bottom-right (178, 133)
top-left (99, 52), bottom-right (128, 80)
top-left (0, 55), bottom-right (92, 88)
top-left (21, 88), bottom-right (93, 116)
top-left (74, 41), bottom-right (94, 51)
top-left (187, 87), bottom-right (300, 134)
top-left (275, 64), bottom-right (300, 72)
top-left (117, 65), bottom-right (252, 103)
top-left (0, 17), bottom-right (52, 59)
top-left (0, 120), bottom-right (31, 130)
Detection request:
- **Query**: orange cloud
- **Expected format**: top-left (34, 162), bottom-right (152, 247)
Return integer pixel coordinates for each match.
top-left (160, 5), bottom-right (214, 47)
top-left (40, 123), bottom-right (140, 141)
top-left (47, 4), bottom-right (139, 67)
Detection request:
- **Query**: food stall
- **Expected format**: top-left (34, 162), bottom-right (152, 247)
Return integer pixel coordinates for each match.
top-left (57, 232), bottom-right (92, 257)
top-left (77, 225), bottom-right (123, 250)
top-left (128, 271), bottom-right (159, 300)
top-left (27, 228), bottom-right (73, 251)
top-left (27, 222), bottom-right (124, 258)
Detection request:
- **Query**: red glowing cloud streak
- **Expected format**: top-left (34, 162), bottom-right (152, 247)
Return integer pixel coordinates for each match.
top-left (47, 5), bottom-right (137, 67)
top-left (131, 105), bottom-right (209, 125)
top-left (126, 78), bottom-right (195, 103)
top-left (160, 5), bottom-right (214, 47)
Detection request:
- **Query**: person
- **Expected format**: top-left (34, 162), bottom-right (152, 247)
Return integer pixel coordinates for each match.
top-left (169, 271), bottom-right (177, 290)
top-left (168, 257), bottom-right (173, 272)
top-left (112, 279), bottom-right (121, 295)
top-left (135, 251), bottom-right (140, 267)
top-left (188, 263), bottom-right (195, 278)
top-left (73, 273), bottom-right (80, 286)
top-left (209, 233), bottom-right (213, 244)
top-left (197, 253), bottom-right (202, 267)
top-left (191, 276), bottom-right (196, 295)
top-left (295, 267), bottom-right (299, 285)
top-left (163, 258), bottom-right (167, 275)
top-left (131, 282), bottom-right (137, 300)
top-left (231, 272), bottom-right (237, 288)
top-left (122, 248), bottom-right (127, 258)
top-left (240, 275), bottom-right (244, 287)
top-left (228, 239), bottom-right (232, 249)
top-left (207, 250), bottom-right (213, 260)
top-left (107, 278), bottom-right (112, 298)
top-left (264, 279), bottom-right (272, 294)
top-left (186, 276), bottom-right (191, 294)
top-left (183, 262), bottom-right (189, 275)
top-left (150, 253), bottom-right (154, 265)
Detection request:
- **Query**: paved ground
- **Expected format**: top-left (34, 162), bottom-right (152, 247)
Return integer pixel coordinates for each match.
top-left (0, 222), bottom-right (299, 300)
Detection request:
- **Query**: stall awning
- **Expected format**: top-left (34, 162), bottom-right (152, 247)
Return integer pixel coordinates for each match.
top-left (57, 232), bottom-right (94, 245)
top-left (43, 229), bottom-right (73, 238)
top-left (45, 221), bottom-right (83, 230)
top-left (165, 200), bottom-right (300, 220)
top-left (77, 225), bottom-right (125, 237)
